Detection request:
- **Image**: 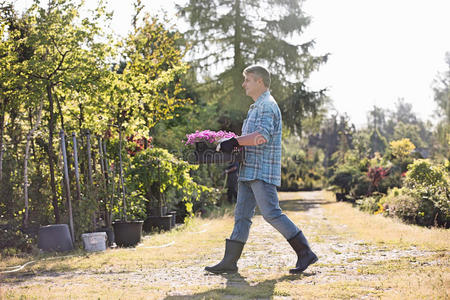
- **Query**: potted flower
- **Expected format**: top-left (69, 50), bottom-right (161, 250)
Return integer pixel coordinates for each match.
top-left (111, 127), bottom-right (144, 247)
top-left (185, 130), bottom-right (244, 164)
top-left (127, 148), bottom-right (197, 232)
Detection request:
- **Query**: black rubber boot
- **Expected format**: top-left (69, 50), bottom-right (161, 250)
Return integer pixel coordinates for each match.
top-left (205, 239), bottom-right (245, 274)
top-left (287, 231), bottom-right (318, 274)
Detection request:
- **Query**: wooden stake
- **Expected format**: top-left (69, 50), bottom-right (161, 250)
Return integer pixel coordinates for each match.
top-left (60, 130), bottom-right (75, 243)
top-left (72, 133), bottom-right (82, 207)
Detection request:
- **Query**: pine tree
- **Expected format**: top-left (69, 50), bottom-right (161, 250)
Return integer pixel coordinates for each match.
top-left (178, 0), bottom-right (327, 133)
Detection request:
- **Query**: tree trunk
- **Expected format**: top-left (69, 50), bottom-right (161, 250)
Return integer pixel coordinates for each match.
top-left (233, 0), bottom-right (243, 85)
top-left (47, 83), bottom-right (60, 223)
top-left (229, 0), bottom-right (245, 132)
top-left (23, 99), bottom-right (44, 228)
top-left (0, 109), bottom-right (4, 182)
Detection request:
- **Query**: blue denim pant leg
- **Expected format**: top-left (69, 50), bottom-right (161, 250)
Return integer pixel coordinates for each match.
top-left (230, 181), bottom-right (257, 243)
top-left (250, 180), bottom-right (300, 240)
top-left (230, 180), bottom-right (300, 243)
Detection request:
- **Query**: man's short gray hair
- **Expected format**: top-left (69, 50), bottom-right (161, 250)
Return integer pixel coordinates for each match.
top-left (243, 65), bottom-right (271, 88)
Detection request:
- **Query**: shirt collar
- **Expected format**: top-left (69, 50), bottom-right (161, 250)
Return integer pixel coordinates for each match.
top-left (250, 90), bottom-right (270, 109)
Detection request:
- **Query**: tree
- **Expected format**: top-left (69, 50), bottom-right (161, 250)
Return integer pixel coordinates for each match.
top-left (383, 99), bottom-right (431, 148)
top-left (15, 0), bottom-right (113, 223)
top-left (390, 138), bottom-right (415, 160)
top-left (309, 113), bottom-right (354, 169)
top-left (178, 0), bottom-right (327, 134)
top-left (89, 13), bottom-right (191, 220)
top-left (367, 105), bottom-right (387, 135)
top-left (0, 5), bottom-right (17, 183)
top-left (1, 3), bottom-right (42, 222)
top-left (433, 52), bottom-right (450, 122)
top-left (432, 52), bottom-right (450, 160)
top-left (392, 98), bottom-right (417, 125)
top-left (369, 129), bottom-right (388, 156)
top-left (391, 122), bottom-right (424, 149)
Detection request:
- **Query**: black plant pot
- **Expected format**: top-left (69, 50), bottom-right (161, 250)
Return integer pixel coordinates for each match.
top-left (37, 224), bottom-right (74, 252)
top-left (175, 214), bottom-right (185, 224)
top-left (143, 215), bottom-right (173, 232)
top-left (189, 141), bottom-right (245, 164)
top-left (112, 220), bottom-right (143, 247)
top-left (95, 227), bottom-right (115, 247)
top-left (168, 211), bottom-right (177, 227)
top-left (149, 206), bottom-right (168, 217)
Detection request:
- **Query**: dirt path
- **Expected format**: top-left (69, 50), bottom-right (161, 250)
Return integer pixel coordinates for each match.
top-left (2, 191), bottom-right (448, 299)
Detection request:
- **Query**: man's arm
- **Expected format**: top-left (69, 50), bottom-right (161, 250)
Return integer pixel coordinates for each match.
top-left (236, 132), bottom-right (267, 146)
top-left (217, 132), bottom-right (267, 153)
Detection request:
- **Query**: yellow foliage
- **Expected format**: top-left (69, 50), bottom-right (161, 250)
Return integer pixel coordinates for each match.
top-left (390, 138), bottom-right (415, 159)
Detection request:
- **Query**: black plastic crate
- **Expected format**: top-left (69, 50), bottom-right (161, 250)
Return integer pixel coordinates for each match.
top-left (188, 141), bottom-right (244, 164)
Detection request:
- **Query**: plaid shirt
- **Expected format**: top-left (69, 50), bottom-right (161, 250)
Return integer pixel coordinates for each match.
top-left (239, 91), bottom-right (282, 186)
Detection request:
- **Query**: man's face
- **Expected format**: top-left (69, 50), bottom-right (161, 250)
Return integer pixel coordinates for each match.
top-left (242, 73), bottom-right (263, 99)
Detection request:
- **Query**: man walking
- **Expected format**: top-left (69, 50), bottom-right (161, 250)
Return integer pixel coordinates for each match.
top-left (206, 65), bottom-right (318, 274)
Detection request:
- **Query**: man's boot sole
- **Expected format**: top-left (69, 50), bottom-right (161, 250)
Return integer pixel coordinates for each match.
top-left (289, 256), bottom-right (318, 274)
top-left (205, 267), bottom-right (238, 274)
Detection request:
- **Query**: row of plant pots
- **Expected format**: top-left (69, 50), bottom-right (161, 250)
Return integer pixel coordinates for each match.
top-left (37, 210), bottom-right (182, 252)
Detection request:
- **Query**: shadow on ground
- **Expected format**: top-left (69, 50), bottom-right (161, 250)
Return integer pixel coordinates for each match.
top-left (164, 272), bottom-right (315, 299)
top-left (279, 199), bottom-right (333, 212)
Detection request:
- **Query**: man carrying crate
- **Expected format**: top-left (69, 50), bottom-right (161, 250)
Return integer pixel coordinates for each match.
top-left (206, 65), bottom-right (318, 274)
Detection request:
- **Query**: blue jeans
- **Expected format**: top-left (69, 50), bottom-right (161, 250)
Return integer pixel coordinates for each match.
top-left (230, 180), bottom-right (300, 243)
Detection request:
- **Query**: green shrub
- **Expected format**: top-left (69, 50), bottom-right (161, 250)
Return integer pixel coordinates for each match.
top-left (0, 226), bottom-right (33, 256)
top-left (383, 185), bottom-right (448, 227)
top-left (350, 174), bottom-right (371, 198)
top-left (357, 196), bottom-right (381, 214)
top-left (384, 192), bottom-right (421, 224)
top-left (404, 159), bottom-right (450, 226)
top-left (377, 172), bottom-right (402, 194)
top-left (329, 165), bottom-right (363, 195)
top-left (126, 147), bottom-right (211, 220)
top-left (193, 187), bottom-right (222, 217)
top-left (405, 159), bottom-right (446, 187)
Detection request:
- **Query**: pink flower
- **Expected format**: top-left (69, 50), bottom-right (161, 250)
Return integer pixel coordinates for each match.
top-left (184, 130), bottom-right (237, 145)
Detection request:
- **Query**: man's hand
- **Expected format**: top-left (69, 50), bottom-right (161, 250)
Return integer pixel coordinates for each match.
top-left (216, 137), bottom-right (239, 153)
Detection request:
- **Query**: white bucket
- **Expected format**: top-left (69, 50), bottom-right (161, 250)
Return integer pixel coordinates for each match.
top-left (81, 232), bottom-right (107, 252)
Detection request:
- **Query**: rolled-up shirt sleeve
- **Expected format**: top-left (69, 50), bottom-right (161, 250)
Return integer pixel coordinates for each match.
top-left (254, 104), bottom-right (275, 143)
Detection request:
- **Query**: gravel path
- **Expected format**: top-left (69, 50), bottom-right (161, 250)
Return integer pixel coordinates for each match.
top-left (2, 191), bottom-right (444, 299)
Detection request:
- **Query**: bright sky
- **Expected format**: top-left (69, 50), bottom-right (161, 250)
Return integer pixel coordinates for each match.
top-left (14, 0), bottom-right (450, 127)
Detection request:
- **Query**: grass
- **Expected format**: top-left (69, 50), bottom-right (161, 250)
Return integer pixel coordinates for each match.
top-left (1, 190), bottom-right (449, 299)
top-left (320, 191), bottom-right (450, 251)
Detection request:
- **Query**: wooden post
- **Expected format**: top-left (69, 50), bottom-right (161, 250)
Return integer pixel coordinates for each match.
top-left (118, 128), bottom-right (127, 221)
top-left (72, 133), bottom-right (82, 207)
top-left (102, 138), bottom-right (112, 227)
top-left (110, 159), bottom-right (116, 223)
top-left (98, 136), bottom-right (109, 227)
top-left (98, 136), bottom-right (105, 175)
top-left (0, 143), bottom-right (3, 182)
top-left (86, 130), bottom-right (93, 186)
top-left (157, 159), bottom-right (162, 216)
top-left (86, 130), bottom-right (96, 229)
top-left (60, 130), bottom-right (75, 243)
